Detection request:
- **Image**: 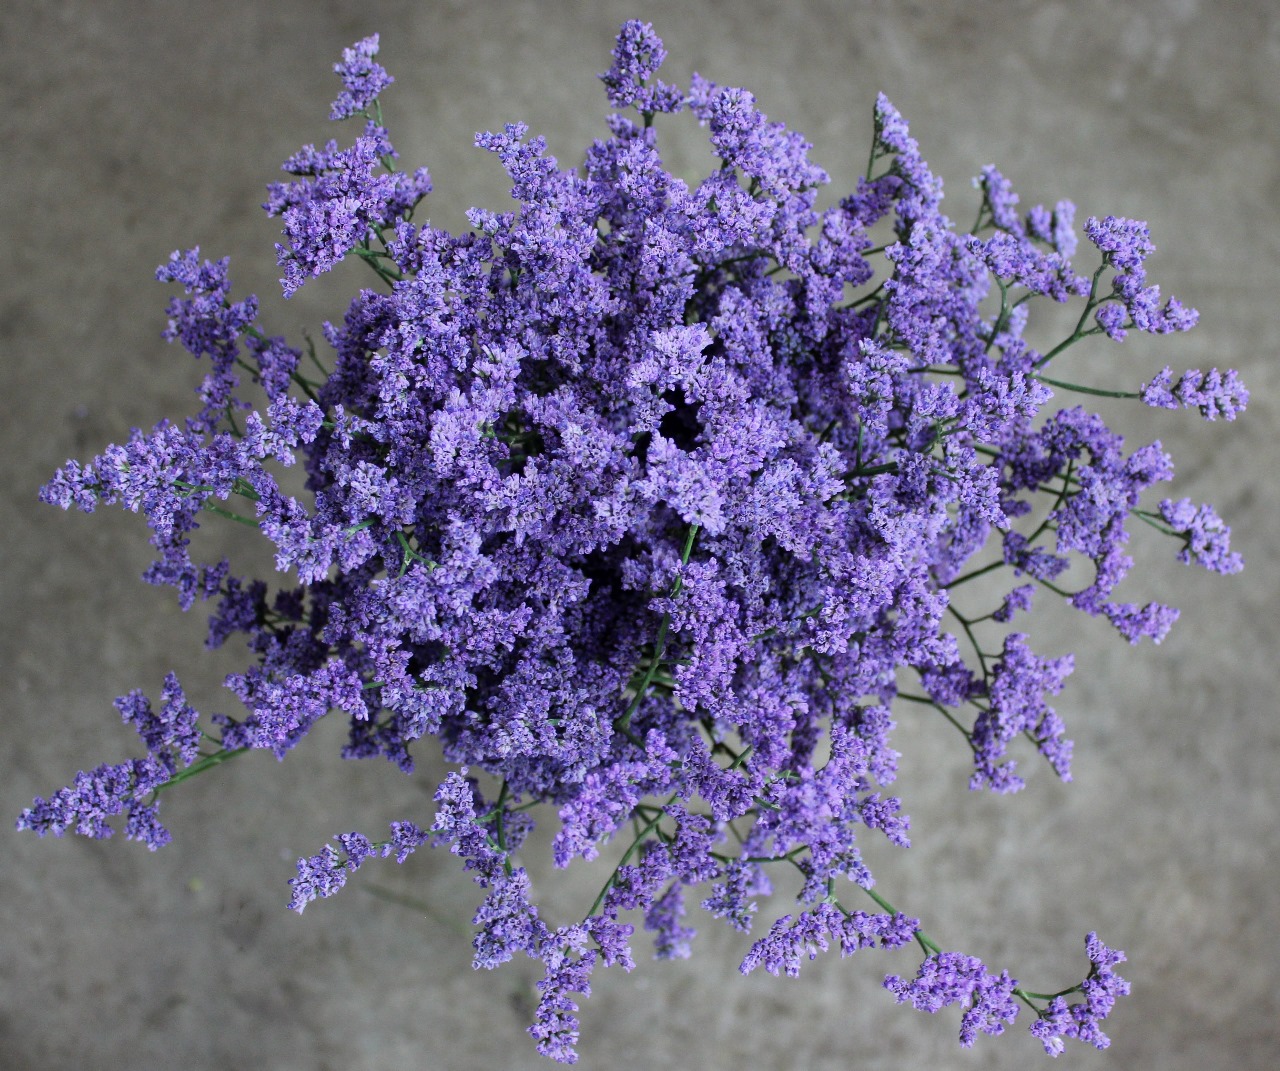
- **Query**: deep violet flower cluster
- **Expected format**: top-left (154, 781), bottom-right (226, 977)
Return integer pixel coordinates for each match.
top-left (20, 23), bottom-right (1246, 1062)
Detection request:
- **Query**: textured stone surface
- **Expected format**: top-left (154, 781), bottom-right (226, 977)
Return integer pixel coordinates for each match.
top-left (3, 1), bottom-right (1277, 1067)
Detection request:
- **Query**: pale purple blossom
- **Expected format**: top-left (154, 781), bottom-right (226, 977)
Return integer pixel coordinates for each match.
top-left (884, 952), bottom-right (1021, 1047)
top-left (329, 34), bottom-right (394, 121)
top-left (1142, 365), bottom-right (1249, 420)
top-left (1159, 497), bottom-right (1243, 574)
top-left (1030, 933), bottom-right (1130, 1054)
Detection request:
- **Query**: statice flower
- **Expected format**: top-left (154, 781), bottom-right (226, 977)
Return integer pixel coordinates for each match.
top-left (329, 34), bottom-right (394, 121)
top-left (1084, 215), bottom-right (1200, 337)
top-left (17, 756), bottom-right (174, 850)
top-left (1085, 215), bottom-right (1153, 270)
top-left (1029, 933), bottom-right (1131, 1055)
top-left (884, 951), bottom-right (1022, 1047)
top-left (598, 19), bottom-right (682, 115)
top-left (969, 634), bottom-right (1073, 792)
top-left (155, 248), bottom-right (259, 433)
top-left (1158, 497), bottom-right (1243, 574)
top-left (264, 124), bottom-right (431, 297)
top-left (288, 822), bottom-right (429, 912)
top-left (740, 903), bottom-right (917, 977)
top-left (17, 673), bottom-right (205, 850)
top-left (1141, 365), bottom-right (1249, 420)
top-left (22, 22), bottom-right (1247, 1063)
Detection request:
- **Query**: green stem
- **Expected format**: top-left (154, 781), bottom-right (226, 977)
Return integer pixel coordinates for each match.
top-left (896, 691), bottom-right (975, 741)
top-left (948, 605), bottom-right (989, 680)
top-left (1025, 459), bottom-right (1075, 545)
top-left (1018, 984), bottom-right (1082, 1002)
top-left (944, 558), bottom-right (1004, 589)
top-left (359, 883), bottom-right (472, 939)
top-left (303, 332), bottom-right (331, 378)
top-left (856, 885), bottom-right (942, 957)
top-left (200, 502), bottom-right (259, 528)
top-left (1034, 373), bottom-right (1140, 400)
top-left (395, 531), bottom-right (437, 578)
top-left (492, 780), bottom-right (514, 877)
top-left (1036, 264), bottom-right (1106, 369)
top-left (154, 745), bottom-right (250, 796)
top-left (585, 791), bottom-right (680, 919)
top-left (353, 245), bottom-right (400, 287)
top-left (1132, 508), bottom-right (1178, 537)
top-left (986, 278), bottom-right (1011, 354)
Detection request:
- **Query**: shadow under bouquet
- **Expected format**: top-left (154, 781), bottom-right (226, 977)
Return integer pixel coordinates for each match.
top-left (20, 21), bottom-right (1247, 1063)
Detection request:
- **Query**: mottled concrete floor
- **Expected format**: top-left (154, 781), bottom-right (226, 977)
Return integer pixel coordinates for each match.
top-left (4, 1), bottom-right (1278, 1068)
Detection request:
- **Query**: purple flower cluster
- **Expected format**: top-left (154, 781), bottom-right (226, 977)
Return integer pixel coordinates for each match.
top-left (1158, 496), bottom-right (1243, 574)
top-left (885, 951), bottom-right (1022, 1047)
top-left (741, 902), bottom-right (918, 978)
top-left (22, 23), bottom-right (1245, 1062)
top-left (1142, 365), bottom-right (1249, 420)
top-left (18, 673), bottom-right (203, 850)
top-left (288, 822), bottom-right (428, 911)
top-left (1029, 933), bottom-right (1132, 1055)
top-left (329, 34), bottom-right (395, 121)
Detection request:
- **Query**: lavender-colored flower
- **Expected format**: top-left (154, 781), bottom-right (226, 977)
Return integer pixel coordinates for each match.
top-left (387, 820), bottom-right (429, 863)
top-left (18, 671), bottom-right (215, 851)
top-left (552, 761), bottom-right (648, 866)
top-left (472, 866), bottom-right (547, 969)
top-left (975, 165), bottom-right (1024, 235)
top-left (1159, 497), bottom-right (1243, 574)
top-left (1025, 198), bottom-right (1078, 257)
top-left (689, 76), bottom-right (828, 198)
top-left (17, 756), bottom-right (173, 849)
top-left (329, 34), bottom-right (394, 121)
top-left (1094, 301), bottom-right (1128, 340)
top-left (644, 883), bottom-right (696, 959)
top-left (741, 903), bottom-right (917, 977)
top-left (970, 633), bottom-right (1074, 793)
top-left (155, 247), bottom-right (259, 433)
top-left (968, 230), bottom-right (1089, 301)
top-left (115, 672), bottom-right (202, 766)
top-left (1030, 932), bottom-right (1130, 1054)
top-left (962, 368), bottom-right (1053, 441)
top-left (288, 843), bottom-right (351, 912)
top-left (1142, 365), bottom-right (1249, 420)
top-left (265, 124), bottom-right (431, 297)
top-left (701, 858), bottom-right (759, 932)
top-left (1085, 215), bottom-right (1153, 270)
top-left (288, 822), bottom-right (428, 913)
top-left (529, 926), bottom-right (597, 1064)
top-left (884, 951), bottom-right (1020, 1047)
top-left (598, 19), bottom-right (682, 115)
top-left (872, 93), bottom-right (944, 228)
top-left (993, 583), bottom-right (1035, 623)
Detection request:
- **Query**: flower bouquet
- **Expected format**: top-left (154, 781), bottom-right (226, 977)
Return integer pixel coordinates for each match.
top-left (19, 22), bottom-right (1246, 1062)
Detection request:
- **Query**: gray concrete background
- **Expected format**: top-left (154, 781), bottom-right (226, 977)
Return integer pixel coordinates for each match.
top-left (3, 1), bottom-right (1278, 1068)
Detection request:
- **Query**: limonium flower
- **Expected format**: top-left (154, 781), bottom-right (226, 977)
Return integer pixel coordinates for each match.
top-left (20, 22), bottom-right (1244, 1062)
